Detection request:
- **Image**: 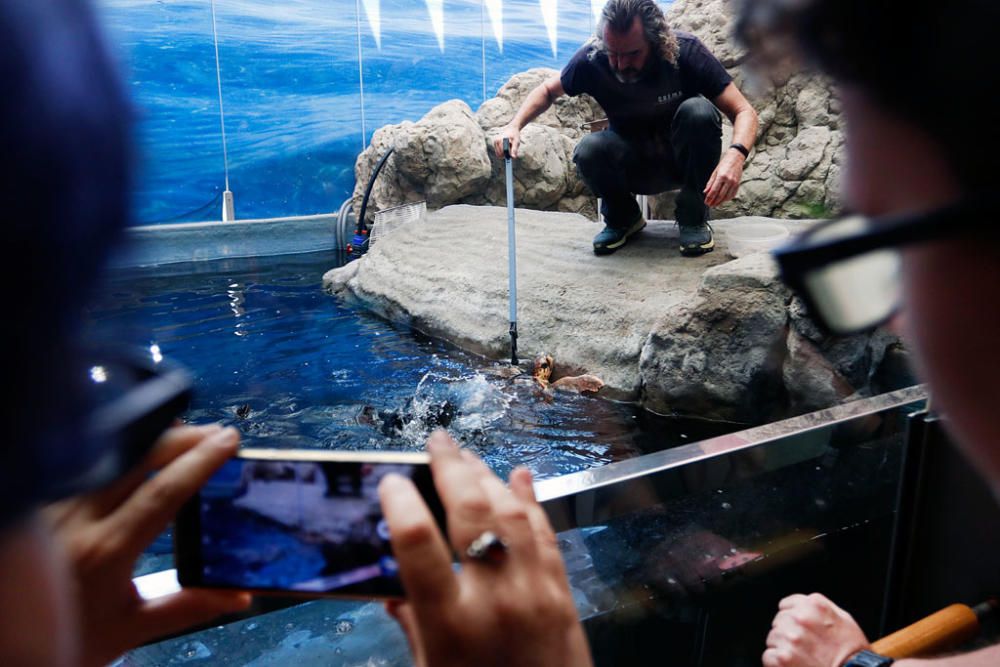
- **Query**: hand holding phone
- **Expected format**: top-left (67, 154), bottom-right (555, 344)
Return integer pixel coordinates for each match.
top-left (379, 432), bottom-right (593, 667)
top-left (175, 449), bottom-right (445, 598)
top-left (45, 424), bottom-right (251, 667)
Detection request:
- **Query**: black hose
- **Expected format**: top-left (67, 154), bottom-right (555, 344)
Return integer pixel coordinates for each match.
top-left (357, 147), bottom-right (394, 235)
top-left (139, 190), bottom-right (224, 225)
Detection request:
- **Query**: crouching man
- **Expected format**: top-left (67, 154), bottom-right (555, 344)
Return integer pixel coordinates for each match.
top-left (494, 0), bottom-right (758, 256)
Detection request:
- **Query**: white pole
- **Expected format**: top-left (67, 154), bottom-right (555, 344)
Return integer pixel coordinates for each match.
top-left (355, 0), bottom-right (368, 150)
top-left (210, 0), bottom-right (235, 221)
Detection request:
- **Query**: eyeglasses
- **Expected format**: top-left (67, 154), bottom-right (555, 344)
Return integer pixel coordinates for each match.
top-left (772, 198), bottom-right (985, 335)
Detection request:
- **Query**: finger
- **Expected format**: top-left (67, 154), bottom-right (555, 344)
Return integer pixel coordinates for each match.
top-left (703, 169), bottom-right (719, 196)
top-left (509, 467), bottom-right (564, 577)
top-left (103, 427), bottom-right (240, 557)
top-left (129, 589), bottom-right (251, 646)
top-left (761, 647), bottom-right (784, 667)
top-left (706, 184), bottom-right (722, 207)
top-left (778, 593), bottom-right (809, 610)
top-left (717, 184), bottom-right (732, 206)
top-left (379, 473), bottom-right (458, 609)
top-left (478, 473), bottom-right (537, 566)
top-left (511, 136), bottom-right (520, 158)
top-left (384, 600), bottom-right (427, 667)
top-left (427, 431), bottom-right (494, 552)
top-left (91, 424), bottom-right (224, 516)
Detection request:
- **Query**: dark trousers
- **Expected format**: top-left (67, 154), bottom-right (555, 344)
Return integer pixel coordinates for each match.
top-left (573, 96), bottom-right (722, 228)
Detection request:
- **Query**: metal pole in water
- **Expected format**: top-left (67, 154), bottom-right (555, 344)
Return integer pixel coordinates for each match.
top-left (503, 138), bottom-right (518, 366)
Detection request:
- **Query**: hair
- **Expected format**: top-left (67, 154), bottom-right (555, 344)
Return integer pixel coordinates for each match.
top-left (596, 0), bottom-right (679, 66)
top-left (734, 0), bottom-right (1000, 195)
top-left (1, 0), bottom-right (130, 527)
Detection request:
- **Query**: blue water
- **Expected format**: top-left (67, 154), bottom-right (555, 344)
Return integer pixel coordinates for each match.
top-left (93, 0), bottom-right (670, 223)
top-left (87, 250), bottom-right (726, 485)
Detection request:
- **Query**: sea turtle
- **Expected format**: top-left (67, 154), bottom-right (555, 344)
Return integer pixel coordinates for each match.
top-left (532, 354), bottom-right (604, 394)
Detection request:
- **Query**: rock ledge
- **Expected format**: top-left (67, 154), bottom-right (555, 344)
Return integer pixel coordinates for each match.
top-left (324, 206), bottom-right (903, 423)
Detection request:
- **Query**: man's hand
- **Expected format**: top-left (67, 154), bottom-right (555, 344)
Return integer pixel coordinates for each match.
top-left (379, 431), bottom-right (592, 667)
top-left (493, 124), bottom-right (522, 159)
top-left (44, 424), bottom-right (252, 667)
top-left (763, 593), bottom-right (870, 667)
top-left (704, 149), bottom-right (745, 207)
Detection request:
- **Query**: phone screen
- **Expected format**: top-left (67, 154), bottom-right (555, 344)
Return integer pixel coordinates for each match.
top-left (175, 451), bottom-right (443, 598)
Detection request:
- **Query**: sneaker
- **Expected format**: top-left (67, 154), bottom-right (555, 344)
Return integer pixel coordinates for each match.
top-left (593, 217), bottom-right (647, 255)
top-left (679, 221), bottom-right (714, 256)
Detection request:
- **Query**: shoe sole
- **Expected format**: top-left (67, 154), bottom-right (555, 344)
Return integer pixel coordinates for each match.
top-left (680, 236), bottom-right (715, 257)
top-left (593, 218), bottom-right (647, 255)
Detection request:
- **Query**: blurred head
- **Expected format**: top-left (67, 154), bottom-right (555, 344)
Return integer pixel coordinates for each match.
top-left (1, 0), bottom-right (130, 661)
top-left (738, 0), bottom-right (1000, 490)
top-left (2, 0), bottom-right (130, 526)
top-left (598, 0), bottom-right (678, 81)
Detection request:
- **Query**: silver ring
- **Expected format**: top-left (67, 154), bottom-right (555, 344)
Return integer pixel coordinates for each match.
top-left (465, 530), bottom-right (508, 564)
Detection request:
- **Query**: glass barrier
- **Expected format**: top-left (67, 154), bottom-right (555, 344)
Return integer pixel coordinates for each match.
top-left (544, 387), bottom-right (925, 665)
top-left (122, 387), bottom-right (925, 665)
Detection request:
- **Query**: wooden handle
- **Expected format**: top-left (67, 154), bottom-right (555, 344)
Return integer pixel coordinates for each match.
top-left (872, 604), bottom-right (979, 659)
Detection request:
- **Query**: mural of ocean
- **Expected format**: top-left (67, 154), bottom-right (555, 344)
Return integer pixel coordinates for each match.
top-left (96, 0), bottom-right (672, 224)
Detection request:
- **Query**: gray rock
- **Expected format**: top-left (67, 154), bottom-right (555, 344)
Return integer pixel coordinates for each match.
top-left (351, 69), bottom-right (602, 224)
top-left (351, 0), bottom-right (845, 225)
top-left (325, 206), bottom-right (901, 422)
top-left (639, 253), bottom-right (791, 422)
top-left (352, 100), bottom-right (492, 222)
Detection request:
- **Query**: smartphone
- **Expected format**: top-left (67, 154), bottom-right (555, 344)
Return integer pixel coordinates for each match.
top-left (175, 449), bottom-right (445, 598)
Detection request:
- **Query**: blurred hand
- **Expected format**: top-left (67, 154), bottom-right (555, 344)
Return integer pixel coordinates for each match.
top-left (704, 150), bottom-right (745, 207)
top-left (493, 124), bottom-right (522, 159)
top-left (763, 593), bottom-right (870, 667)
top-left (379, 431), bottom-right (592, 667)
top-left (43, 424), bottom-right (252, 667)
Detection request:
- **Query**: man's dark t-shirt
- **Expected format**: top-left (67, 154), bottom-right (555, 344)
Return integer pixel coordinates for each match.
top-left (560, 31), bottom-right (731, 143)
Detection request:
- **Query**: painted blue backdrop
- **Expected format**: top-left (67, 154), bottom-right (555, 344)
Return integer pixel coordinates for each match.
top-left (96, 0), bottom-right (673, 224)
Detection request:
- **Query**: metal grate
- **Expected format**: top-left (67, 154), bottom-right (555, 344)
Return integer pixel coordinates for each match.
top-left (370, 201), bottom-right (427, 247)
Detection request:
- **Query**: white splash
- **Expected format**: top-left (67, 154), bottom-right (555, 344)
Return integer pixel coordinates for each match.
top-left (484, 0), bottom-right (504, 52)
top-left (426, 0), bottom-right (445, 52)
top-left (361, 0), bottom-right (381, 49)
top-left (540, 0), bottom-right (558, 57)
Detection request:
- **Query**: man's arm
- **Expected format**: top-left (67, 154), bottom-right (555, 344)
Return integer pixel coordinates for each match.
top-left (492, 75), bottom-right (566, 158)
top-left (704, 82), bottom-right (758, 207)
top-left (764, 593), bottom-right (1000, 667)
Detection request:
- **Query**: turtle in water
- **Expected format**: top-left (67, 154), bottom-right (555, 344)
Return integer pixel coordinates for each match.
top-left (532, 354), bottom-right (604, 394)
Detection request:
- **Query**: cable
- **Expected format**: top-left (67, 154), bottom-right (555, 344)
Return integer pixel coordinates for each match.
top-left (209, 0), bottom-right (231, 192)
top-left (357, 147), bottom-right (395, 235)
top-left (139, 191), bottom-right (224, 225)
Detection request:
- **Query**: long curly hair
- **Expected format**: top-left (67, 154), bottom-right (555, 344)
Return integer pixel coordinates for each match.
top-left (596, 0), bottom-right (679, 67)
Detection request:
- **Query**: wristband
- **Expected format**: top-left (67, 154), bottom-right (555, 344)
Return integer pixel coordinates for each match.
top-left (843, 649), bottom-right (894, 666)
top-left (729, 142), bottom-right (750, 159)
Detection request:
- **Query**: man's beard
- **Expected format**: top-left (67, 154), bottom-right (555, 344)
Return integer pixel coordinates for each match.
top-left (614, 68), bottom-right (642, 84)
